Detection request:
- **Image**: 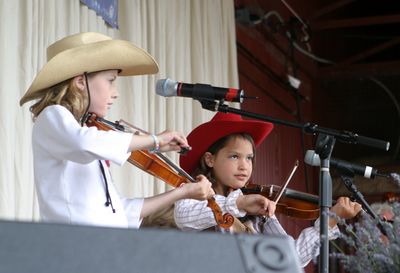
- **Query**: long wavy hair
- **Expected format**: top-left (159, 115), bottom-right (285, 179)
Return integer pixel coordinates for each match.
top-left (191, 133), bottom-right (256, 186)
top-left (29, 72), bottom-right (98, 122)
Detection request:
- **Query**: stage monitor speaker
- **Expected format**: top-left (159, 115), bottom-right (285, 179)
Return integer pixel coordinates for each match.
top-left (0, 220), bottom-right (303, 273)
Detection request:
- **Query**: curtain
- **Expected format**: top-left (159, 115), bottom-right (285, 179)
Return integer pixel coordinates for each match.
top-left (0, 0), bottom-right (238, 221)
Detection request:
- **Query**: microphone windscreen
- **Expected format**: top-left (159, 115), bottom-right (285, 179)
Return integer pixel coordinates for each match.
top-left (156, 78), bottom-right (177, 96)
top-left (304, 150), bottom-right (320, 166)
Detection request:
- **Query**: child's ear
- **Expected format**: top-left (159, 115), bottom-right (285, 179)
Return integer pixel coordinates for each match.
top-left (203, 152), bottom-right (214, 168)
top-left (73, 75), bottom-right (85, 91)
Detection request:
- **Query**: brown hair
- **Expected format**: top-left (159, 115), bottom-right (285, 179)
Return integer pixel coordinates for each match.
top-left (29, 72), bottom-right (100, 121)
top-left (191, 133), bottom-right (256, 183)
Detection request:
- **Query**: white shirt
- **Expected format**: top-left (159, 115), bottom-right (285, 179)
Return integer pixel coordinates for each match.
top-left (32, 105), bottom-right (143, 228)
top-left (174, 189), bottom-right (340, 267)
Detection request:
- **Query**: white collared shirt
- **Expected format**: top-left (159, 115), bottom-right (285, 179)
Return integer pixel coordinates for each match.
top-left (32, 105), bottom-right (143, 228)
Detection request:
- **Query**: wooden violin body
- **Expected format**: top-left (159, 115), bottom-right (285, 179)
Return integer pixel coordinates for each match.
top-left (242, 183), bottom-right (320, 220)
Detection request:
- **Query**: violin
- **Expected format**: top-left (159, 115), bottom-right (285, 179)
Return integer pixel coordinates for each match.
top-left (85, 113), bottom-right (234, 229)
top-left (241, 183), bottom-right (320, 220)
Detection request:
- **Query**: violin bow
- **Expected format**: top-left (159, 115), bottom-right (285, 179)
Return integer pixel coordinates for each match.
top-left (274, 160), bottom-right (299, 203)
top-left (259, 160), bottom-right (299, 223)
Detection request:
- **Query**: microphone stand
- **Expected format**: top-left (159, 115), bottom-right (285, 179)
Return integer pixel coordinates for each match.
top-left (198, 99), bottom-right (390, 273)
top-left (199, 100), bottom-right (390, 151)
top-left (339, 172), bottom-right (389, 236)
top-left (314, 134), bottom-right (335, 273)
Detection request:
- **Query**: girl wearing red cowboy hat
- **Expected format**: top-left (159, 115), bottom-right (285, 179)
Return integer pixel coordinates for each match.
top-left (175, 112), bottom-right (361, 267)
top-left (20, 32), bottom-right (213, 229)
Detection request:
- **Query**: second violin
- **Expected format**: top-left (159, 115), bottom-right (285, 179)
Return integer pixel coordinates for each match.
top-left (241, 183), bottom-right (320, 220)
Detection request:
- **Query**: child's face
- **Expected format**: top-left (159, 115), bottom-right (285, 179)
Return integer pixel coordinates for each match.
top-left (208, 136), bottom-right (254, 191)
top-left (87, 70), bottom-right (119, 117)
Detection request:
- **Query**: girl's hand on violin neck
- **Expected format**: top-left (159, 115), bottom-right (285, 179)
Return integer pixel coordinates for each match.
top-left (129, 130), bottom-right (190, 153)
top-left (329, 197), bottom-right (362, 228)
top-left (157, 130), bottom-right (191, 153)
top-left (180, 175), bottom-right (215, 200)
top-left (236, 194), bottom-right (276, 217)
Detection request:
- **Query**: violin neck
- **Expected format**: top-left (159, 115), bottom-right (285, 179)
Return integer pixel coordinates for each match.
top-left (96, 116), bottom-right (126, 132)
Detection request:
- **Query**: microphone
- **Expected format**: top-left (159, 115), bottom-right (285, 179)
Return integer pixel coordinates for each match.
top-left (156, 78), bottom-right (247, 103)
top-left (304, 150), bottom-right (387, 179)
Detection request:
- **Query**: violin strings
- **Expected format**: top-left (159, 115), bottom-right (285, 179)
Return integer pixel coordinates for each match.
top-left (119, 119), bottom-right (150, 135)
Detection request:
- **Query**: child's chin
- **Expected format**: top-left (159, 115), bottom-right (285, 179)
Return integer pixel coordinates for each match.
top-left (97, 110), bottom-right (107, 117)
top-left (232, 181), bottom-right (246, 189)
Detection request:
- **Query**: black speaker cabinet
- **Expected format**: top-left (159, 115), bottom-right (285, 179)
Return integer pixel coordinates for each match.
top-left (0, 220), bottom-right (303, 273)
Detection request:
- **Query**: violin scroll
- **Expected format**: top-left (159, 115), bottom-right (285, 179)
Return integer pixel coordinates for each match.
top-left (207, 197), bottom-right (235, 228)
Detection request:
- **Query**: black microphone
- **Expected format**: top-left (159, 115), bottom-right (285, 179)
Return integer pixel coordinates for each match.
top-left (156, 78), bottom-right (247, 103)
top-left (304, 150), bottom-right (387, 179)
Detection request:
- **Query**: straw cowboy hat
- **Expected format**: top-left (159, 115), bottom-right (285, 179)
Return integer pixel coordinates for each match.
top-left (20, 32), bottom-right (159, 106)
top-left (180, 112), bottom-right (274, 174)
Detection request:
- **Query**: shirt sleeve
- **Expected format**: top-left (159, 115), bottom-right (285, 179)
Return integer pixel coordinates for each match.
top-left (33, 105), bottom-right (132, 165)
top-left (174, 189), bottom-right (246, 231)
top-left (120, 197), bottom-right (145, 228)
top-left (256, 216), bottom-right (340, 267)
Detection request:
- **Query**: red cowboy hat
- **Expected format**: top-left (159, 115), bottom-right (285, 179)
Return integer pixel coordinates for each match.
top-left (180, 112), bottom-right (274, 174)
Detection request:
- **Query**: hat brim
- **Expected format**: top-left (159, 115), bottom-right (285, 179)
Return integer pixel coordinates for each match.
top-left (20, 39), bottom-right (158, 106)
top-left (180, 118), bottom-right (274, 174)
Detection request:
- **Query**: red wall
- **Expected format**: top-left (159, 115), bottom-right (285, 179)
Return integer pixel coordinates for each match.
top-left (237, 22), bottom-right (319, 272)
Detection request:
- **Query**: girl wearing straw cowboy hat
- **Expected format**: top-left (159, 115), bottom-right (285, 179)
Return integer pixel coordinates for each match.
top-left (20, 32), bottom-right (213, 228)
top-left (174, 112), bottom-right (362, 267)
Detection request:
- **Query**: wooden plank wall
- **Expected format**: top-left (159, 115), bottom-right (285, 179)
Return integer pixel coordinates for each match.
top-left (236, 18), bottom-right (320, 273)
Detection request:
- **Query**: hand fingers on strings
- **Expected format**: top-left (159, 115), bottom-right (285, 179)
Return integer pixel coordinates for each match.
top-left (352, 201), bottom-right (362, 213)
top-left (161, 131), bottom-right (191, 153)
top-left (192, 175), bottom-right (214, 198)
top-left (337, 196), bottom-right (350, 207)
top-left (342, 197), bottom-right (361, 212)
top-left (258, 197), bottom-right (275, 217)
top-left (172, 133), bottom-right (192, 152)
top-left (337, 197), bottom-right (362, 216)
top-left (264, 200), bottom-right (276, 217)
top-left (168, 131), bottom-right (188, 146)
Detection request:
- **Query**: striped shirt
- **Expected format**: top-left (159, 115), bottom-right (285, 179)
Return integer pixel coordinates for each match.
top-left (174, 189), bottom-right (340, 267)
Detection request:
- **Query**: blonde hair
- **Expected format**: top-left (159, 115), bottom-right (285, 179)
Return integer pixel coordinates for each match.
top-left (29, 75), bottom-right (91, 121)
top-left (141, 204), bottom-right (178, 229)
